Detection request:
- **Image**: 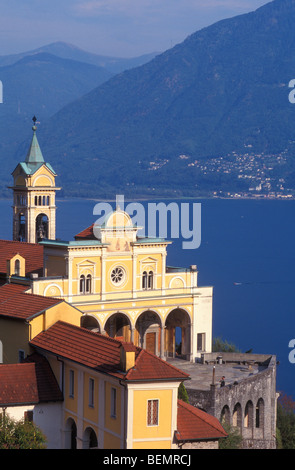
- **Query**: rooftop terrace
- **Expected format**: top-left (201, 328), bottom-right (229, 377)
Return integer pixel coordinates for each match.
top-left (168, 353), bottom-right (273, 391)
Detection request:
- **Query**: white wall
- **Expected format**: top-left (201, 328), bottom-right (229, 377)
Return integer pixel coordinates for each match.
top-left (5, 402), bottom-right (63, 449)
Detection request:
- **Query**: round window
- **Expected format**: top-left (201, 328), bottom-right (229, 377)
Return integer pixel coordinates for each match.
top-left (110, 266), bottom-right (126, 286)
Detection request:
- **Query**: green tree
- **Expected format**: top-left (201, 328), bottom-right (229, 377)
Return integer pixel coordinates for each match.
top-left (218, 423), bottom-right (242, 449)
top-left (276, 393), bottom-right (295, 449)
top-left (178, 382), bottom-right (189, 403)
top-left (0, 413), bottom-right (47, 449)
top-left (212, 337), bottom-right (241, 353)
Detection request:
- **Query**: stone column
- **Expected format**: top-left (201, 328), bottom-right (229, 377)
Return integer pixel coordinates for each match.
top-left (132, 254), bottom-right (137, 298)
top-left (130, 326), bottom-right (135, 344)
top-left (160, 325), bottom-right (166, 360)
top-left (101, 250), bottom-right (106, 301)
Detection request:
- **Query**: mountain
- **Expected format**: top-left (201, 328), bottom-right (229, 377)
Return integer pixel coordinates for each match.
top-left (0, 52), bottom-right (113, 119)
top-left (0, 41), bottom-right (160, 74)
top-left (3, 0), bottom-right (295, 199)
top-left (0, 52), bottom-right (115, 195)
top-left (27, 0), bottom-right (295, 199)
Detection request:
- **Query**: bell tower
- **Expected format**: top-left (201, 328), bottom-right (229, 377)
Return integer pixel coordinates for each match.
top-left (10, 117), bottom-right (61, 243)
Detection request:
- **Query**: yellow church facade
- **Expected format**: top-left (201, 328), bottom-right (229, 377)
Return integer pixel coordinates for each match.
top-left (8, 120), bottom-right (213, 360)
top-left (9, 122), bottom-right (213, 363)
top-left (28, 207), bottom-right (213, 361)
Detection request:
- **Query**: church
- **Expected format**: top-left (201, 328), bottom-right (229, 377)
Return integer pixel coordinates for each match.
top-left (0, 122), bottom-right (226, 449)
top-left (8, 121), bottom-right (213, 363)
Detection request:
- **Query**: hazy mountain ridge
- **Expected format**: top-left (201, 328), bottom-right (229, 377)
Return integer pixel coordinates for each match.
top-left (0, 44), bottom-right (159, 196)
top-left (0, 41), bottom-right (160, 74)
top-left (0, 52), bottom-right (113, 118)
top-left (2, 0), bottom-right (295, 199)
top-left (34, 0), bottom-right (295, 198)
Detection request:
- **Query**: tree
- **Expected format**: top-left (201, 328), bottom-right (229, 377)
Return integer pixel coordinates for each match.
top-left (212, 337), bottom-right (241, 353)
top-left (0, 413), bottom-right (47, 449)
top-left (276, 392), bottom-right (295, 449)
top-left (178, 382), bottom-right (189, 403)
top-left (218, 423), bottom-right (242, 449)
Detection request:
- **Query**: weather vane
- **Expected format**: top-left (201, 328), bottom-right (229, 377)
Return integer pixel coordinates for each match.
top-left (32, 115), bottom-right (40, 130)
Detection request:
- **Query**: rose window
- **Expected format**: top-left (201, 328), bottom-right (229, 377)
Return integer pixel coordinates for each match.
top-left (111, 267), bottom-right (125, 286)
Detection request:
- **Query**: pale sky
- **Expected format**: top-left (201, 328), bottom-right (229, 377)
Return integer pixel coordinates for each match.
top-left (0, 0), bottom-right (269, 57)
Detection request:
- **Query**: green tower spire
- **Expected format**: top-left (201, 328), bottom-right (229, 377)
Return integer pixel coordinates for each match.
top-left (25, 116), bottom-right (45, 166)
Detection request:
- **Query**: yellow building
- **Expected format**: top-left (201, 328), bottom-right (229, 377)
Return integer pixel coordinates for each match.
top-left (29, 320), bottom-right (189, 449)
top-left (28, 320), bottom-right (226, 449)
top-left (8, 122), bottom-right (213, 363)
top-left (0, 122), bottom-right (224, 450)
top-left (0, 283), bottom-right (82, 364)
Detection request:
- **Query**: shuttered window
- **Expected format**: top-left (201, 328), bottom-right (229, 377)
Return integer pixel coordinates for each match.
top-left (147, 399), bottom-right (159, 426)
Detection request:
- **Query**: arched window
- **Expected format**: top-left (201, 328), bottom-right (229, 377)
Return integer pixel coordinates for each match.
top-left (233, 403), bottom-right (242, 429)
top-left (142, 271), bottom-right (154, 290)
top-left (142, 271), bottom-right (148, 289)
top-left (83, 427), bottom-right (98, 449)
top-left (86, 274), bottom-right (92, 294)
top-left (18, 213), bottom-right (26, 241)
top-left (148, 271), bottom-right (154, 289)
top-left (256, 398), bottom-right (264, 428)
top-left (244, 400), bottom-right (254, 428)
top-left (36, 214), bottom-right (49, 241)
top-left (80, 274), bottom-right (85, 294)
top-left (220, 405), bottom-right (230, 426)
top-left (65, 418), bottom-right (77, 449)
top-left (14, 259), bottom-right (20, 276)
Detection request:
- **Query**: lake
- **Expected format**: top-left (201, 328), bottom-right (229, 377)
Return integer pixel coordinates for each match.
top-left (0, 196), bottom-right (294, 399)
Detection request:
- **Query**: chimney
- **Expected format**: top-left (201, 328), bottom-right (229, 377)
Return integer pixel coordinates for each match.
top-left (120, 343), bottom-right (136, 372)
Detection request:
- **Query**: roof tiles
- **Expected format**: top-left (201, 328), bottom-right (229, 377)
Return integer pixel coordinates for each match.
top-left (176, 399), bottom-right (227, 441)
top-left (75, 224), bottom-right (96, 240)
top-left (0, 239), bottom-right (43, 276)
top-left (0, 353), bottom-right (63, 406)
top-left (30, 321), bottom-right (189, 382)
top-left (125, 349), bottom-right (190, 382)
top-left (0, 283), bottom-right (62, 320)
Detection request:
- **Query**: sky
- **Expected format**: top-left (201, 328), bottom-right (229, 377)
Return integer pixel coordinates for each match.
top-left (0, 0), bottom-right (269, 58)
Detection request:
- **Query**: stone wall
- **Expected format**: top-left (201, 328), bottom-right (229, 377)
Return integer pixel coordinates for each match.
top-left (179, 440), bottom-right (219, 449)
top-left (187, 354), bottom-right (277, 449)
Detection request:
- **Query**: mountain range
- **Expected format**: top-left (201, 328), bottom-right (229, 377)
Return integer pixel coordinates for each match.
top-left (0, 41), bottom-right (159, 74)
top-left (1, 0), bottom-right (295, 199)
top-left (0, 43), bottom-right (158, 196)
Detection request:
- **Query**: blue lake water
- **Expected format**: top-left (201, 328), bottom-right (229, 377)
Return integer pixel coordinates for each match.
top-left (0, 196), bottom-right (294, 399)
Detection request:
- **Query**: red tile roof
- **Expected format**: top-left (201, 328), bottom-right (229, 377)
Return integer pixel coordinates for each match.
top-left (0, 283), bottom-right (29, 298)
top-left (176, 400), bottom-right (227, 442)
top-left (0, 353), bottom-right (63, 406)
top-left (0, 283), bottom-right (62, 320)
top-left (75, 224), bottom-right (95, 240)
top-left (30, 321), bottom-right (190, 382)
top-left (0, 239), bottom-right (43, 277)
top-left (125, 348), bottom-right (190, 382)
